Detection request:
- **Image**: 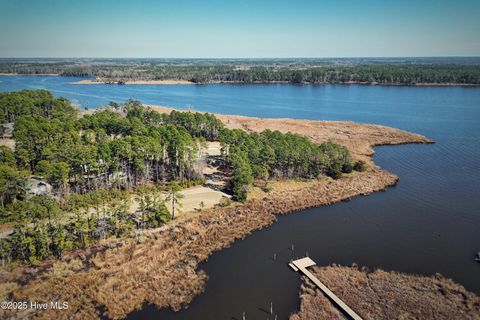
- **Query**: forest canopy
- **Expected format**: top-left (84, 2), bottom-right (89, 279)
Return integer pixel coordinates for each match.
top-left (0, 90), bottom-right (356, 264)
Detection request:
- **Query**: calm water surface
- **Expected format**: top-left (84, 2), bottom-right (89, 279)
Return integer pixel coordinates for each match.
top-left (1, 76), bottom-right (479, 320)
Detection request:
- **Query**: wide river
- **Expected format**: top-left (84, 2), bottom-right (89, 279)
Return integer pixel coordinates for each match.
top-left (1, 76), bottom-right (480, 319)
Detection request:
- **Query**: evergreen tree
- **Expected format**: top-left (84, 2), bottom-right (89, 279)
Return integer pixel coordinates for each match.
top-left (166, 182), bottom-right (184, 219)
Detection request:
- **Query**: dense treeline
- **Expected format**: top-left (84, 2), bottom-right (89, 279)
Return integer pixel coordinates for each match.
top-left (0, 89), bottom-right (77, 123)
top-left (0, 89), bottom-right (356, 263)
top-left (220, 129), bottom-right (355, 201)
top-left (5, 95), bottom-right (221, 194)
top-left (0, 91), bottom-right (220, 264)
top-left (2, 187), bottom-right (171, 264)
top-left (0, 91), bottom-right (221, 207)
top-left (1, 58), bottom-right (480, 85)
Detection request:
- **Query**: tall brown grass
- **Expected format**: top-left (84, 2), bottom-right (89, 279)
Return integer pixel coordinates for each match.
top-left (1, 167), bottom-right (401, 320)
top-left (290, 265), bottom-right (480, 320)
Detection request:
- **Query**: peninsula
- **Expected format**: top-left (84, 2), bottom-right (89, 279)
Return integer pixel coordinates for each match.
top-left (0, 90), bottom-right (444, 320)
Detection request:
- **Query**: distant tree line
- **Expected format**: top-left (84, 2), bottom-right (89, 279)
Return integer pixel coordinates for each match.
top-left (1, 60), bottom-right (479, 85)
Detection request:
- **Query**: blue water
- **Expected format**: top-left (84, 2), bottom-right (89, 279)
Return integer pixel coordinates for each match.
top-left (1, 75), bottom-right (480, 319)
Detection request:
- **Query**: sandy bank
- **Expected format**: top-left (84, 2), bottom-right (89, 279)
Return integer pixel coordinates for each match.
top-left (1, 109), bottom-right (433, 320)
top-left (69, 79), bottom-right (193, 85)
top-left (290, 265), bottom-right (480, 320)
top-left (63, 77), bottom-right (480, 87)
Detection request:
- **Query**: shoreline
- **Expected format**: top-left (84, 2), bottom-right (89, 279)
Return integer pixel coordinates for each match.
top-left (1, 110), bottom-right (433, 320)
top-left (0, 72), bottom-right (59, 76)
top-left (0, 73), bottom-right (478, 87)
top-left (58, 76), bottom-right (480, 87)
top-left (69, 79), bottom-right (194, 85)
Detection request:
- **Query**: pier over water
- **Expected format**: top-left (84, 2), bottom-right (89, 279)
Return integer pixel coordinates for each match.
top-left (289, 257), bottom-right (363, 320)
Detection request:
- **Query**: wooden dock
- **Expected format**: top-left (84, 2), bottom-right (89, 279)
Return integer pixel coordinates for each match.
top-left (289, 257), bottom-right (363, 320)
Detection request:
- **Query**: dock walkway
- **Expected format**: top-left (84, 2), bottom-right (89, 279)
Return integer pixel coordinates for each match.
top-left (289, 257), bottom-right (363, 320)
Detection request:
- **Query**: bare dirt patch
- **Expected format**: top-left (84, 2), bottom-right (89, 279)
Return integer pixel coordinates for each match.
top-left (173, 186), bottom-right (230, 214)
top-left (205, 141), bottom-right (222, 156)
top-left (0, 138), bottom-right (15, 149)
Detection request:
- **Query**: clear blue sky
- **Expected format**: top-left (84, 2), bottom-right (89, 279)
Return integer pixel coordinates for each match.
top-left (0, 0), bottom-right (479, 58)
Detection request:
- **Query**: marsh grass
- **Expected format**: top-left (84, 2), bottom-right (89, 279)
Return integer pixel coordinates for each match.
top-left (1, 168), bottom-right (404, 320)
top-left (290, 265), bottom-right (480, 320)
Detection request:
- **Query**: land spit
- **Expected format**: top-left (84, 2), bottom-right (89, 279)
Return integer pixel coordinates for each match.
top-left (150, 105), bottom-right (431, 163)
top-left (290, 265), bottom-right (480, 320)
top-left (69, 79), bottom-right (193, 85)
top-left (64, 77), bottom-right (480, 87)
top-left (1, 108), bottom-right (433, 320)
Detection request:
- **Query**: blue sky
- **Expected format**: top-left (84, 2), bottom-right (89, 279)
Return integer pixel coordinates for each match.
top-left (0, 0), bottom-right (479, 58)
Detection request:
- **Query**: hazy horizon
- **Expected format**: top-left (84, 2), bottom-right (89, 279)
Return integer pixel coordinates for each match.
top-left (1, 56), bottom-right (480, 60)
top-left (1, 0), bottom-right (479, 58)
